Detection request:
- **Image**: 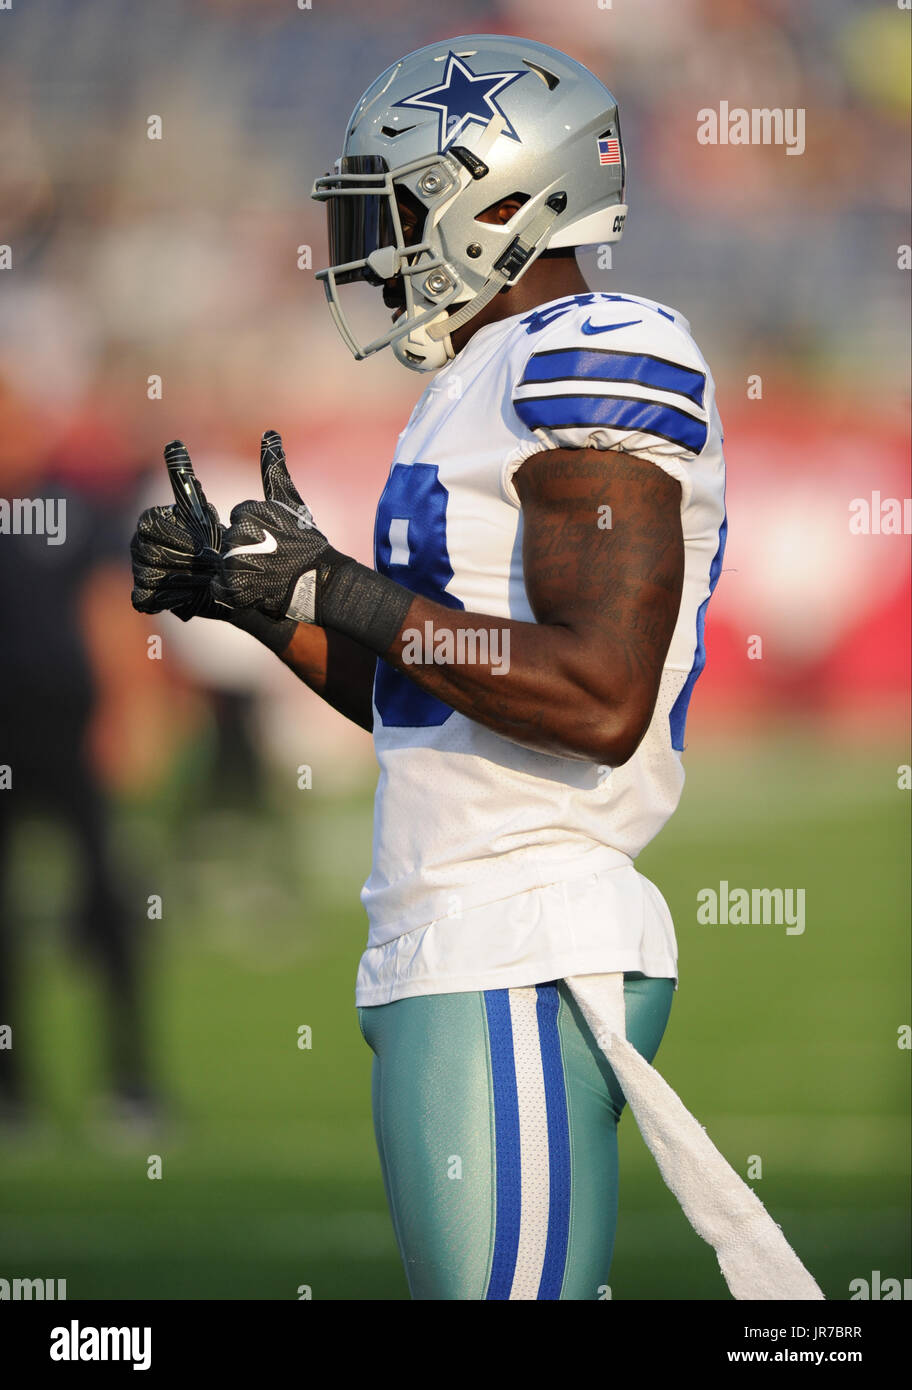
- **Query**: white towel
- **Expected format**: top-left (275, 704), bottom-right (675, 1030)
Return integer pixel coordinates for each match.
top-left (566, 972), bottom-right (824, 1300)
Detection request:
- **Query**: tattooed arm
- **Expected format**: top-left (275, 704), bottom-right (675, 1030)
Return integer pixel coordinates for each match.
top-left (377, 448), bottom-right (684, 765)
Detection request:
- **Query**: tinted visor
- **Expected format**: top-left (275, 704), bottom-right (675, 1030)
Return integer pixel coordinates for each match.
top-left (325, 155), bottom-right (395, 286)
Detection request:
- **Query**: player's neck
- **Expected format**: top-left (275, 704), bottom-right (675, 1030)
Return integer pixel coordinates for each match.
top-left (449, 257), bottom-right (590, 355)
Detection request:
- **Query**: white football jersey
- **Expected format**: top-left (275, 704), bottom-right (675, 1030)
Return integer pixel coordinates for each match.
top-left (356, 291), bottom-right (727, 1006)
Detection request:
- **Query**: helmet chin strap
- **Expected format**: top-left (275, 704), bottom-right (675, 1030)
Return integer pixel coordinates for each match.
top-left (425, 194), bottom-right (566, 344)
top-left (425, 274), bottom-right (501, 343)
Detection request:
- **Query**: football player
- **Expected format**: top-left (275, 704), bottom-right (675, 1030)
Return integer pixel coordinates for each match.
top-left (132, 35), bottom-right (728, 1299)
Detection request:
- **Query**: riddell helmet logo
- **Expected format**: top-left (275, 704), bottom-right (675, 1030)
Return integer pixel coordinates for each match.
top-left (613, 212), bottom-right (626, 233)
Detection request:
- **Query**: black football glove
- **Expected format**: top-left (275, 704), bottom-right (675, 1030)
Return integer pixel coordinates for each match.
top-left (212, 431), bottom-right (413, 654)
top-left (131, 498), bottom-right (228, 622)
top-left (130, 439), bottom-right (297, 653)
top-left (211, 430), bottom-right (337, 622)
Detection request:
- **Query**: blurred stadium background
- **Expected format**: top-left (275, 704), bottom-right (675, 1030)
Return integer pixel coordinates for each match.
top-left (1, 0), bottom-right (909, 1300)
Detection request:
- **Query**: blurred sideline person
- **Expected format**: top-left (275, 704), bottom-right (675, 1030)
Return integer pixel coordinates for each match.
top-left (131, 37), bottom-right (726, 1298)
top-left (0, 385), bottom-right (159, 1131)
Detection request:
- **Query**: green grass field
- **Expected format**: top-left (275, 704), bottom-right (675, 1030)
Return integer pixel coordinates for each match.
top-left (2, 729), bottom-right (909, 1300)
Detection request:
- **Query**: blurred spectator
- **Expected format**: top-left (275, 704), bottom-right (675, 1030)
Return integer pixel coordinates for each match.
top-left (0, 380), bottom-right (160, 1129)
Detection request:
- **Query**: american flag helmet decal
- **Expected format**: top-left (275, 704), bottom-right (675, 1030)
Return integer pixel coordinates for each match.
top-left (597, 136), bottom-right (621, 165)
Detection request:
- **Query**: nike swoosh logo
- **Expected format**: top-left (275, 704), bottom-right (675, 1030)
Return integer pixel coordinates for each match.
top-left (224, 529), bottom-right (278, 559)
top-left (580, 317), bottom-right (643, 335)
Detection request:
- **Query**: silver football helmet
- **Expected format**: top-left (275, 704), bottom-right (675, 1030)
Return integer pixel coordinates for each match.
top-left (311, 34), bottom-right (627, 372)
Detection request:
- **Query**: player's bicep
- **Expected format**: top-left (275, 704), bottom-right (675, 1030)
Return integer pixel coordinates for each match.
top-left (514, 446), bottom-right (683, 699)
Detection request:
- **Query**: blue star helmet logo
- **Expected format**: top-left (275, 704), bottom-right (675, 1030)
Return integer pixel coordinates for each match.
top-left (394, 52), bottom-right (527, 153)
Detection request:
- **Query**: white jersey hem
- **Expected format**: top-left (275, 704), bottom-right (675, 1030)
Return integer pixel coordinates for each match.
top-left (355, 949), bottom-right (679, 1007)
top-left (356, 862), bottom-right (679, 1006)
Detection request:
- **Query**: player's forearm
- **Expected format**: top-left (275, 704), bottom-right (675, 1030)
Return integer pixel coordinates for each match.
top-left (279, 621), bottom-right (376, 733)
top-left (382, 594), bottom-right (648, 765)
top-left (208, 435), bottom-right (664, 756)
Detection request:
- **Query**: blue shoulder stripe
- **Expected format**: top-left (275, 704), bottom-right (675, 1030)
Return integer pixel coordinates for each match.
top-left (520, 348), bottom-right (706, 409)
top-left (514, 393), bottom-right (708, 454)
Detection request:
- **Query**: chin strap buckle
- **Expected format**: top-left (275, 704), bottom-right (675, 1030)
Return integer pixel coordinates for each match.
top-left (426, 193), bottom-right (567, 344)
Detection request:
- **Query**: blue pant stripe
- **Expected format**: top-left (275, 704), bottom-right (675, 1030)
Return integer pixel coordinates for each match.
top-left (535, 984), bottom-right (572, 1299)
top-left (483, 989), bottom-right (522, 1300)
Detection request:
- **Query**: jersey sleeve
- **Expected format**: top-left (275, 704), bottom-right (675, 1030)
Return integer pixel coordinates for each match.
top-left (505, 306), bottom-right (710, 508)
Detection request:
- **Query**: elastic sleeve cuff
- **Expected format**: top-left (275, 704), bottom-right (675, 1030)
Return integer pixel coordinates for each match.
top-left (503, 435), bottom-right (694, 510)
